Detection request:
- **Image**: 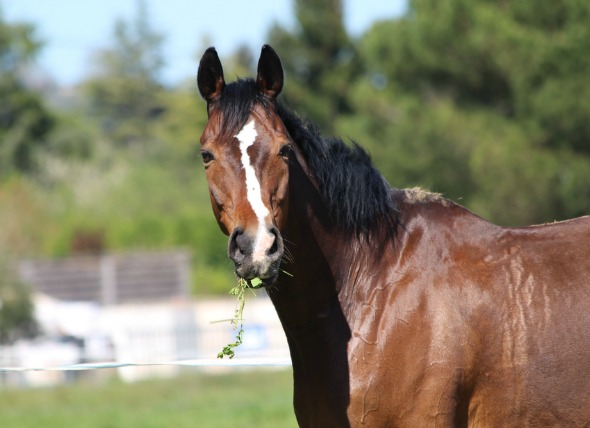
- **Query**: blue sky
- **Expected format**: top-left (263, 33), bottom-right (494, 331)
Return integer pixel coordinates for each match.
top-left (3, 0), bottom-right (406, 86)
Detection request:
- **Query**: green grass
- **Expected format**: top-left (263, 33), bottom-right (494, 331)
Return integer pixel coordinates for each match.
top-left (0, 369), bottom-right (297, 428)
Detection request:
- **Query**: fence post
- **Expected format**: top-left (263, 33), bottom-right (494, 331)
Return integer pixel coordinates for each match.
top-left (100, 255), bottom-right (116, 305)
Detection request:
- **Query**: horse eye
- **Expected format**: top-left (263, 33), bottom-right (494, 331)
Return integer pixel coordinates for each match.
top-left (278, 144), bottom-right (292, 159)
top-left (200, 150), bottom-right (214, 165)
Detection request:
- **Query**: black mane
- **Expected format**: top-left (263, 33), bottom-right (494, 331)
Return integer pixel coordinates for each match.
top-left (216, 78), bottom-right (399, 236)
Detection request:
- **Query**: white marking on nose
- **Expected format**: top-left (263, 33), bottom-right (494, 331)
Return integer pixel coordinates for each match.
top-left (236, 120), bottom-right (274, 262)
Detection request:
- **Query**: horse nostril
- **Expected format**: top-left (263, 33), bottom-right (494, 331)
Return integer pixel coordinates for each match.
top-left (229, 226), bottom-right (283, 268)
top-left (267, 226), bottom-right (283, 258)
top-left (229, 227), bottom-right (248, 261)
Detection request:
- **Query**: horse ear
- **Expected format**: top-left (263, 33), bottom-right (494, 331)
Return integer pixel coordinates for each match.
top-left (197, 47), bottom-right (226, 103)
top-left (256, 45), bottom-right (283, 98)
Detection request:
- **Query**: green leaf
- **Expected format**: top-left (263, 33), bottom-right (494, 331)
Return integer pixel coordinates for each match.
top-left (250, 277), bottom-right (263, 288)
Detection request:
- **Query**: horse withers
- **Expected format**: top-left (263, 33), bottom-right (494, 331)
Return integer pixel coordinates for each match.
top-left (196, 45), bottom-right (590, 427)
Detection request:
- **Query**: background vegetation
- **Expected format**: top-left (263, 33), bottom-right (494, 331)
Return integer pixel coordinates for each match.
top-left (1, 0), bottom-right (589, 308)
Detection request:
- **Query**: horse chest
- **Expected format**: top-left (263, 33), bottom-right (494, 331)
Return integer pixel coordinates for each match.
top-left (343, 286), bottom-right (478, 426)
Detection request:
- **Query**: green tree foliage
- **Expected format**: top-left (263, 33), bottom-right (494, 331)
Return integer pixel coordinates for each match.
top-left (0, 8), bottom-right (54, 176)
top-left (269, 0), bottom-right (360, 132)
top-left (83, 0), bottom-right (165, 145)
top-left (363, 0), bottom-right (590, 153)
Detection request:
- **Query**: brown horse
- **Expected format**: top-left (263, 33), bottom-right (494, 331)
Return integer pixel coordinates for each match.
top-left (197, 45), bottom-right (590, 427)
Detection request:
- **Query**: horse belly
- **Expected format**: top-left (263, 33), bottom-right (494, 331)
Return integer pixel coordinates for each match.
top-left (347, 357), bottom-right (590, 427)
top-left (469, 312), bottom-right (590, 426)
top-left (468, 361), bottom-right (590, 427)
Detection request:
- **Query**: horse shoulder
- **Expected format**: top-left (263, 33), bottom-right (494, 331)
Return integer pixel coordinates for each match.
top-left (347, 197), bottom-right (491, 425)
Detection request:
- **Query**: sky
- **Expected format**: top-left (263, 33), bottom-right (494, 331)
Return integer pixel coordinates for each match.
top-left (3, 0), bottom-right (406, 86)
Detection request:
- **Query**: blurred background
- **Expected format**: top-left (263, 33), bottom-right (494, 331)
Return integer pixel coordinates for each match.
top-left (1, 0), bottom-right (590, 425)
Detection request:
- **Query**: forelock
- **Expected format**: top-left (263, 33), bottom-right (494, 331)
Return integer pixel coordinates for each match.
top-left (212, 78), bottom-right (271, 138)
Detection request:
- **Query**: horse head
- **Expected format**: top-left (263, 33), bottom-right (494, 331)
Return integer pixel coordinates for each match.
top-left (197, 45), bottom-right (291, 286)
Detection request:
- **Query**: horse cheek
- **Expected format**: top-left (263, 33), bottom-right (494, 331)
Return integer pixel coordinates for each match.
top-left (273, 175), bottom-right (290, 231)
top-left (209, 191), bottom-right (230, 236)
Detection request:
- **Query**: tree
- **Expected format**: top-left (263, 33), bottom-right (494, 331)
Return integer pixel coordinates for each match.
top-left (268, 0), bottom-right (360, 132)
top-left (0, 7), bottom-right (54, 176)
top-left (359, 0), bottom-right (590, 151)
top-left (83, 0), bottom-right (165, 145)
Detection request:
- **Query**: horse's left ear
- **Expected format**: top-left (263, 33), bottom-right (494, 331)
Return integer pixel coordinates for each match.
top-left (256, 45), bottom-right (283, 98)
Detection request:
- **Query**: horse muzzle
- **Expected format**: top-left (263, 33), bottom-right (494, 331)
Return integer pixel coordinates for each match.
top-left (228, 225), bottom-right (284, 285)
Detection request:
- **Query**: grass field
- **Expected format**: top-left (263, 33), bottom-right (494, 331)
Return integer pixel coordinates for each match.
top-left (0, 368), bottom-right (298, 428)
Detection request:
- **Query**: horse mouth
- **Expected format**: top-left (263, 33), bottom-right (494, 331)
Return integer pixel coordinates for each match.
top-left (236, 263), bottom-right (281, 288)
top-left (242, 276), bottom-right (276, 289)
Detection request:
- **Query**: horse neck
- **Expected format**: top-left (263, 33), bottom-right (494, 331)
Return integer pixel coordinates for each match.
top-left (271, 152), bottom-right (359, 320)
top-left (268, 155), bottom-right (354, 425)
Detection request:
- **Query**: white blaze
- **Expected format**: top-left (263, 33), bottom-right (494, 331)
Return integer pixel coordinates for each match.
top-left (236, 120), bottom-right (274, 262)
